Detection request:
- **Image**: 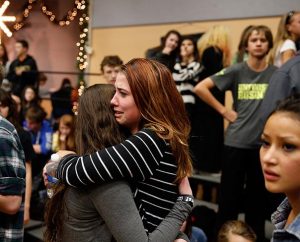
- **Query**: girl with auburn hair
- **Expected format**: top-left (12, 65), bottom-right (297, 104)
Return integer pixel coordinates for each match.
top-left (55, 58), bottom-right (193, 234)
top-left (52, 114), bottom-right (75, 152)
top-left (268, 11), bottom-right (300, 67)
top-left (45, 84), bottom-right (192, 242)
top-left (120, 58), bottom-right (192, 180)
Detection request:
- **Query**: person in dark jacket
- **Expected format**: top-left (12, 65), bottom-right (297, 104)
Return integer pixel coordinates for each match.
top-left (50, 78), bottom-right (74, 121)
top-left (146, 30), bottom-right (182, 71)
top-left (7, 40), bottom-right (38, 96)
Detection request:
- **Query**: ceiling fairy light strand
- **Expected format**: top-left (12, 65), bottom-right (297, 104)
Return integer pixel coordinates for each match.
top-left (40, 0), bottom-right (84, 26)
top-left (13, 0), bottom-right (86, 31)
top-left (72, 0), bottom-right (89, 115)
top-left (14, 0), bottom-right (37, 31)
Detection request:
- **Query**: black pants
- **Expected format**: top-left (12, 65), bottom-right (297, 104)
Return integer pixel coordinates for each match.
top-left (215, 146), bottom-right (267, 242)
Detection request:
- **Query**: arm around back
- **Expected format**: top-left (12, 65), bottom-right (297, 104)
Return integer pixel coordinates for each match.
top-left (89, 181), bottom-right (192, 242)
top-left (56, 129), bottom-right (165, 187)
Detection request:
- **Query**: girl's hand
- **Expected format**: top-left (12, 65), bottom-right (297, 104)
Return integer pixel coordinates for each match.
top-left (56, 150), bottom-right (76, 158)
top-left (42, 151), bottom-right (75, 186)
top-left (59, 134), bottom-right (67, 142)
top-left (162, 46), bottom-right (173, 55)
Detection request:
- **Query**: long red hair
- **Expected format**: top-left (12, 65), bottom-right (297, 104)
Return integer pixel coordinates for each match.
top-left (121, 58), bottom-right (193, 180)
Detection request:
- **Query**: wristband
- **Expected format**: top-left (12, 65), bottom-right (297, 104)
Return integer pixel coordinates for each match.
top-left (177, 195), bottom-right (194, 207)
top-left (47, 174), bottom-right (59, 184)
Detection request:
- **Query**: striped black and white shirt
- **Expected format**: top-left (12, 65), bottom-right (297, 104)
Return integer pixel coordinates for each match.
top-left (56, 128), bottom-right (178, 233)
top-left (172, 61), bottom-right (202, 104)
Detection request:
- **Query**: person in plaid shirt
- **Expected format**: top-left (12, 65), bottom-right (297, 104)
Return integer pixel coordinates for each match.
top-left (0, 116), bottom-right (26, 242)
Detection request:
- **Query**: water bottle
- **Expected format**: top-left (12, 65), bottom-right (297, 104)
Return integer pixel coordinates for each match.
top-left (46, 153), bottom-right (60, 198)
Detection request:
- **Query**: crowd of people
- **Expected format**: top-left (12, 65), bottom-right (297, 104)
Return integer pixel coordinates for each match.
top-left (0, 10), bottom-right (300, 242)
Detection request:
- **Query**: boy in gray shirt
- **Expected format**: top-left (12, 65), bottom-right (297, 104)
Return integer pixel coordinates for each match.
top-left (194, 25), bottom-right (277, 242)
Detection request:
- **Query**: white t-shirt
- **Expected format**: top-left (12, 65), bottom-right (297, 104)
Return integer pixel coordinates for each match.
top-left (274, 39), bottom-right (297, 67)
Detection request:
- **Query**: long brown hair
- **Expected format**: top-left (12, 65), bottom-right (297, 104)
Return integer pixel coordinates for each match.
top-left (121, 58), bottom-right (193, 180)
top-left (44, 84), bottom-right (124, 242)
top-left (76, 84), bottom-right (124, 154)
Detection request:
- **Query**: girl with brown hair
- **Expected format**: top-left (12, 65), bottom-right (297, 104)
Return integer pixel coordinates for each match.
top-left (45, 83), bottom-right (192, 241)
top-left (56, 58), bottom-right (193, 234)
top-left (146, 30), bottom-right (182, 71)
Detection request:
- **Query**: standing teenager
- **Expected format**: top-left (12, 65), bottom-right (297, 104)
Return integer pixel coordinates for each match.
top-left (172, 37), bottom-right (201, 166)
top-left (56, 59), bottom-right (193, 233)
top-left (194, 25), bottom-right (276, 241)
top-left (195, 25), bottom-right (231, 174)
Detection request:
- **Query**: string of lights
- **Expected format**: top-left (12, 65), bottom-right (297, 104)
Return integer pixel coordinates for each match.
top-left (13, 0), bottom-right (86, 30)
top-left (76, 11), bottom-right (89, 71)
top-left (10, 0), bottom-right (90, 114)
top-left (72, 0), bottom-right (89, 115)
top-left (40, 0), bottom-right (85, 26)
top-left (13, 0), bottom-right (36, 31)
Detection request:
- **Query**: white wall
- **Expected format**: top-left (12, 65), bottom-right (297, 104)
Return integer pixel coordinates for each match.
top-left (91, 0), bottom-right (299, 27)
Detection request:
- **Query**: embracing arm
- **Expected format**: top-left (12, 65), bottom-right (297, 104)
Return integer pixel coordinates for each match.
top-left (56, 129), bottom-right (165, 187)
top-left (90, 181), bottom-right (192, 242)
